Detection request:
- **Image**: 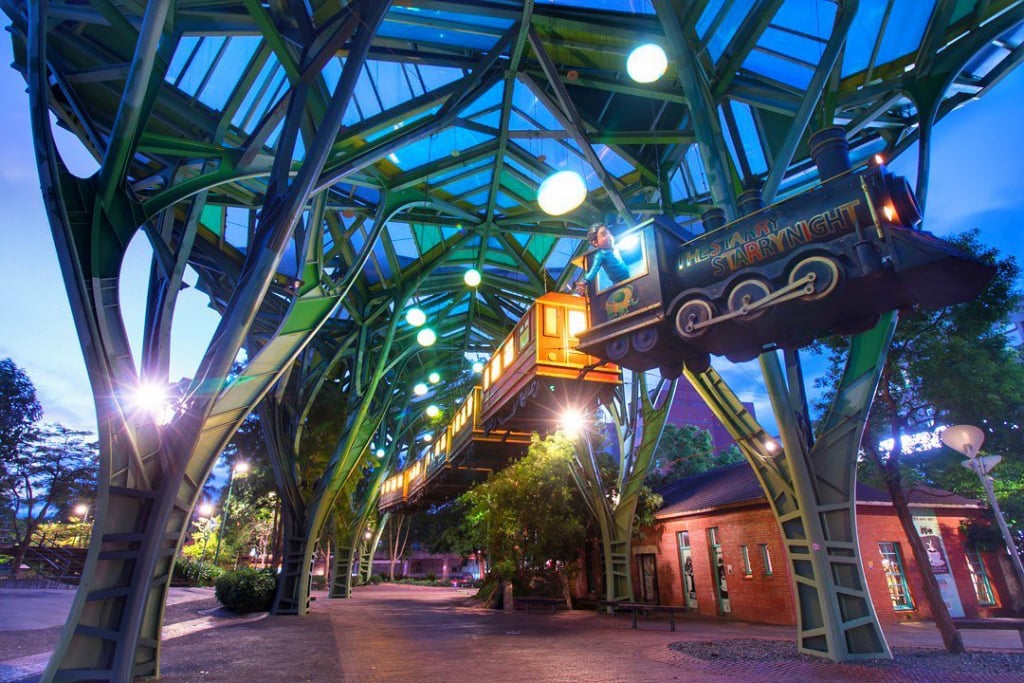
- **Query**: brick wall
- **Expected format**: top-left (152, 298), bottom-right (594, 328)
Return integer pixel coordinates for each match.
top-left (641, 500), bottom-right (1013, 625)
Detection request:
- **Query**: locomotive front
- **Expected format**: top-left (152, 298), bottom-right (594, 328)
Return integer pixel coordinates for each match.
top-left (577, 127), bottom-right (995, 377)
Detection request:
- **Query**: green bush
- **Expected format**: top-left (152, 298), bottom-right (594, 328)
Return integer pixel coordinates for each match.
top-left (310, 574), bottom-right (327, 590)
top-left (174, 557), bottom-right (222, 586)
top-left (214, 568), bottom-right (277, 614)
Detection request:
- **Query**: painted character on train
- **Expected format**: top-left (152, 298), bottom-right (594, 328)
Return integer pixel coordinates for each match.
top-left (575, 223), bottom-right (629, 295)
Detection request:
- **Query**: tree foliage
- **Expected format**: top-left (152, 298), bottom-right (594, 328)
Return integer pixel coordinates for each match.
top-left (0, 358), bottom-right (42, 464)
top-left (647, 424), bottom-right (744, 489)
top-left (459, 435), bottom-right (587, 582)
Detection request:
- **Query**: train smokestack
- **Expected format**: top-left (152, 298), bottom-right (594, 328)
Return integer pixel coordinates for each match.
top-left (701, 207), bottom-right (726, 232)
top-left (737, 187), bottom-right (764, 216)
top-left (809, 126), bottom-right (851, 181)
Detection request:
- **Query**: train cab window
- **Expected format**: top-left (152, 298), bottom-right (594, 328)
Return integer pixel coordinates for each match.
top-left (594, 231), bottom-right (648, 294)
top-left (567, 310), bottom-right (586, 339)
top-left (490, 354), bottom-right (502, 382)
top-left (543, 305), bottom-right (560, 337)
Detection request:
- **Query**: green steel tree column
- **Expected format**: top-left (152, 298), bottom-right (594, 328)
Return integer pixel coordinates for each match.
top-left (569, 373), bottom-right (676, 603)
top-left (685, 312), bottom-right (896, 661)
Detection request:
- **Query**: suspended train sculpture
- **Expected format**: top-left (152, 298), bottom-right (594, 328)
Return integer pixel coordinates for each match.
top-left (575, 127), bottom-right (995, 376)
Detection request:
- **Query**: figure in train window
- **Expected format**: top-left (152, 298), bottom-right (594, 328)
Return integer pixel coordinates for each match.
top-left (575, 223), bottom-right (647, 294)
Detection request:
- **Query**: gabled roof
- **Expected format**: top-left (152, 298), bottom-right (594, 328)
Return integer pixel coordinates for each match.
top-left (655, 462), bottom-right (982, 518)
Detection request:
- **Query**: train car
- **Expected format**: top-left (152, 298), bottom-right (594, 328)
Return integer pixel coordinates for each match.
top-left (480, 291), bottom-right (620, 432)
top-left (576, 128), bottom-right (995, 376)
top-left (379, 293), bottom-right (623, 513)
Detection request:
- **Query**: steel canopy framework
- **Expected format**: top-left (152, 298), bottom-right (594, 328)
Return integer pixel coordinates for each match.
top-left (3, 0), bottom-right (1023, 680)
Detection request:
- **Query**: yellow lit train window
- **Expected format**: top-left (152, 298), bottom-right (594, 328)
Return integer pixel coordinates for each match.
top-left (543, 305), bottom-right (559, 337)
top-left (503, 340), bottom-right (514, 367)
top-left (568, 310), bottom-right (586, 338)
top-left (490, 355), bottom-right (502, 381)
top-left (518, 315), bottom-right (532, 351)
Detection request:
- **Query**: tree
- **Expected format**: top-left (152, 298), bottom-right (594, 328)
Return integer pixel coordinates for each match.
top-left (460, 435), bottom-right (587, 592)
top-left (812, 230), bottom-right (1022, 647)
top-left (647, 424), bottom-right (744, 488)
top-left (1, 423), bottom-right (98, 577)
top-left (0, 358), bottom-right (42, 464)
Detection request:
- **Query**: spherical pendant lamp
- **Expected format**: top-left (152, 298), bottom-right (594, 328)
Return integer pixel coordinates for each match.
top-left (627, 43), bottom-right (668, 83)
top-left (537, 170), bottom-right (587, 216)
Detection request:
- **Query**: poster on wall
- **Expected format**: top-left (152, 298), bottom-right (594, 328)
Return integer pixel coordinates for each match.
top-left (913, 513), bottom-right (965, 618)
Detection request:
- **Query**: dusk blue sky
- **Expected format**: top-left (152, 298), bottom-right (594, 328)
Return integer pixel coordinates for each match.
top-left (0, 28), bottom-right (1021, 435)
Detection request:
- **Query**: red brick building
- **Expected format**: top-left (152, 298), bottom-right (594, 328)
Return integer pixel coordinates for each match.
top-left (634, 462), bottom-right (1017, 625)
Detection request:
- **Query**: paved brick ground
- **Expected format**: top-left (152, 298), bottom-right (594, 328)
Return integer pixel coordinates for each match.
top-left (3, 584), bottom-right (1023, 682)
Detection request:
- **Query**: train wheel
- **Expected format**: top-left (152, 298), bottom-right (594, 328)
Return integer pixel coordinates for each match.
top-left (606, 337), bottom-right (629, 361)
top-left (726, 278), bottom-right (772, 319)
top-left (675, 299), bottom-right (714, 339)
top-left (789, 255), bottom-right (839, 301)
top-left (632, 328), bottom-right (658, 353)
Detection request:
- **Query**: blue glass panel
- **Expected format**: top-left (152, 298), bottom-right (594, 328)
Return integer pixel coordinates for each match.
top-left (197, 36), bottom-right (261, 112)
top-left (353, 66), bottom-right (382, 118)
top-left (708, 0), bottom-right (756, 63)
top-left (759, 26), bottom-right (824, 68)
top-left (166, 36), bottom-right (198, 85)
top-left (508, 109), bottom-right (541, 131)
top-left (415, 64), bottom-right (464, 93)
top-left (460, 190), bottom-right (490, 206)
top-left (363, 105), bottom-right (441, 143)
top-left (388, 222), bottom-right (419, 260)
top-left (232, 61), bottom-right (286, 130)
top-left (512, 84), bottom-right (562, 130)
top-left (696, 0), bottom-right (726, 40)
top-left (593, 144), bottom-right (634, 177)
top-left (537, 0), bottom-right (655, 10)
top-left (178, 37), bottom-right (225, 96)
top-left (445, 167), bottom-right (493, 198)
top-left (773, 0), bottom-right (837, 32)
top-left (875, 0), bottom-right (931, 66)
top-left (685, 144), bottom-right (711, 195)
top-left (224, 206), bottom-right (249, 252)
top-left (744, 49), bottom-right (812, 88)
top-left (350, 223), bottom-right (366, 254)
top-left (372, 240), bottom-right (391, 280)
top-left (461, 81), bottom-right (504, 118)
top-left (367, 60), bottom-right (414, 109)
top-left (504, 156), bottom-right (544, 183)
top-left (669, 165), bottom-right (689, 199)
top-left (471, 109), bottom-right (502, 129)
top-left (730, 101), bottom-right (767, 175)
top-left (842, 1), bottom-right (886, 76)
top-left (719, 106), bottom-right (743, 176)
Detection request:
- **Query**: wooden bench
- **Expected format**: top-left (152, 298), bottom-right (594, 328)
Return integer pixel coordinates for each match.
top-left (952, 618), bottom-right (1024, 647)
top-left (606, 601), bottom-right (689, 631)
top-left (515, 596), bottom-right (564, 614)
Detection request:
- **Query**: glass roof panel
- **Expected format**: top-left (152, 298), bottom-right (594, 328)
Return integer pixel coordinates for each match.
top-left (743, 49), bottom-right (813, 89)
top-left (708, 0), bottom-right (756, 63)
top-left (875, 0), bottom-right (931, 66)
top-left (730, 101), bottom-right (767, 175)
top-left (178, 37), bottom-right (226, 97)
top-left (696, 0), bottom-right (726, 41)
top-left (512, 86), bottom-right (563, 131)
top-left (545, 236), bottom-right (577, 274)
top-left (413, 223), bottom-right (444, 253)
top-left (593, 144), bottom-right (634, 178)
top-left (199, 204), bottom-right (223, 238)
top-left (543, 0), bottom-right (655, 10)
top-left (774, 0), bottom-right (837, 34)
top-left (504, 156), bottom-right (544, 183)
top-left (232, 59), bottom-right (286, 131)
top-left (460, 82), bottom-right (504, 119)
top-left (166, 36), bottom-right (199, 85)
top-left (525, 234), bottom-right (557, 265)
top-left (416, 64), bottom-right (466, 92)
top-left (225, 206), bottom-right (249, 252)
top-left (843, 1), bottom-right (888, 76)
top-left (387, 222), bottom-right (419, 260)
top-left (197, 37), bottom-right (261, 112)
top-left (759, 27), bottom-right (823, 68)
top-left (685, 144), bottom-right (711, 196)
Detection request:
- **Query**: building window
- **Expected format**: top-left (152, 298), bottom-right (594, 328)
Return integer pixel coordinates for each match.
top-left (760, 544), bottom-right (773, 575)
top-left (878, 542), bottom-right (915, 610)
top-left (965, 546), bottom-right (996, 606)
top-left (740, 545), bottom-right (752, 576)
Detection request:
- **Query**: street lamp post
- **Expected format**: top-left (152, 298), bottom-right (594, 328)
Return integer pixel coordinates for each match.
top-left (212, 461), bottom-right (249, 567)
top-left (195, 503), bottom-right (215, 580)
top-left (941, 425), bottom-right (1024, 591)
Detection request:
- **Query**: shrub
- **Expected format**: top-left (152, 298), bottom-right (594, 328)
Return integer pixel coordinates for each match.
top-left (174, 557), bottom-right (222, 586)
top-left (214, 568), bottom-right (277, 614)
top-left (310, 574), bottom-right (328, 590)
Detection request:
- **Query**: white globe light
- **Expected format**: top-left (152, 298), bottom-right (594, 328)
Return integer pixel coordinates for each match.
top-left (405, 307), bottom-right (426, 327)
top-left (428, 372), bottom-right (441, 384)
top-left (537, 170), bottom-right (587, 216)
top-left (627, 43), bottom-right (668, 83)
top-left (417, 328), bottom-right (437, 346)
top-left (426, 405), bottom-right (440, 418)
top-left (472, 361), bottom-right (484, 373)
top-left (464, 268), bottom-right (482, 287)
top-left (413, 382), bottom-right (428, 396)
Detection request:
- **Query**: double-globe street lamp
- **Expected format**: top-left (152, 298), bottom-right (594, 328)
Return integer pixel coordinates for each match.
top-left (940, 424), bottom-right (1024, 592)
